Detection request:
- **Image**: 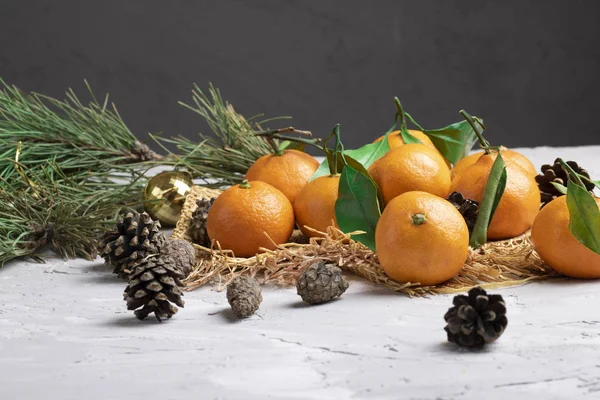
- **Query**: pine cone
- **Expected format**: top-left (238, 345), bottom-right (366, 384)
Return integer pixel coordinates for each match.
top-left (189, 197), bottom-right (216, 246)
top-left (124, 255), bottom-right (185, 321)
top-left (536, 159), bottom-right (594, 207)
top-left (444, 287), bottom-right (507, 348)
top-left (296, 261), bottom-right (349, 305)
top-left (160, 239), bottom-right (196, 278)
top-left (99, 211), bottom-right (166, 278)
top-left (226, 276), bottom-right (262, 318)
top-left (447, 192), bottom-right (479, 233)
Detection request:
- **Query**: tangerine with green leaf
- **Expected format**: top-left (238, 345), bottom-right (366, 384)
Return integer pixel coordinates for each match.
top-left (245, 149), bottom-right (320, 203)
top-left (373, 130), bottom-right (436, 150)
top-left (375, 191), bottom-right (469, 285)
top-left (450, 153), bottom-right (540, 240)
top-left (452, 147), bottom-right (536, 179)
top-left (531, 195), bottom-right (600, 278)
top-left (294, 174), bottom-right (340, 238)
top-left (368, 143), bottom-right (452, 205)
top-left (207, 180), bottom-right (294, 257)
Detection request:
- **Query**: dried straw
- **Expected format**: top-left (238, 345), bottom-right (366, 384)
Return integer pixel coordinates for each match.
top-left (174, 186), bottom-right (559, 295)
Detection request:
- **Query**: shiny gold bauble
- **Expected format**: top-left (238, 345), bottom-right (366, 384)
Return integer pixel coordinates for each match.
top-left (144, 171), bottom-right (193, 227)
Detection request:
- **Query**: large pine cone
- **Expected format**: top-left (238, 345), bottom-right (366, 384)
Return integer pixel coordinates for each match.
top-left (99, 211), bottom-right (166, 278)
top-left (444, 287), bottom-right (508, 348)
top-left (189, 197), bottom-right (216, 246)
top-left (536, 159), bottom-right (594, 207)
top-left (124, 255), bottom-right (185, 321)
top-left (296, 261), bottom-right (349, 305)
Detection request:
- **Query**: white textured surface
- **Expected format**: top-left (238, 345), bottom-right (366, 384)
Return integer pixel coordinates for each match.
top-left (1, 146), bottom-right (600, 400)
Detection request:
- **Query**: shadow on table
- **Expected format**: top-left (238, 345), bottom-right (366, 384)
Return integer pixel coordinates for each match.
top-left (76, 262), bottom-right (124, 284)
top-left (431, 341), bottom-right (495, 354)
top-left (101, 315), bottom-right (173, 327)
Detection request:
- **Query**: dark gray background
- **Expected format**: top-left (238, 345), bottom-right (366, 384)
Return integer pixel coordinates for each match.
top-left (1, 0), bottom-right (599, 152)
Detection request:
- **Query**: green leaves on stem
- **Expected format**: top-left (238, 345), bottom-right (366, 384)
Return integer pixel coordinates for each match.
top-left (469, 151), bottom-right (507, 248)
top-left (559, 159), bottom-right (600, 255)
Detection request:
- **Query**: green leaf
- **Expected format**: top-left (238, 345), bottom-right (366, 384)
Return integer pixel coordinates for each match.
top-left (311, 126), bottom-right (393, 181)
top-left (469, 152), bottom-right (507, 248)
top-left (406, 113), bottom-right (479, 165)
top-left (399, 128), bottom-right (422, 144)
top-left (277, 140), bottom-right (305, 152)
top-left (550, 181), bottom-right (568, 195)
top-left (566, 180), bottom-right (600, 254)
top-left (335, 164), bottom-right (381, 250)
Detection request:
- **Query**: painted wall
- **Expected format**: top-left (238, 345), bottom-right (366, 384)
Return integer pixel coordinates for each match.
top-left (1, 1), bottom-right (598, 151)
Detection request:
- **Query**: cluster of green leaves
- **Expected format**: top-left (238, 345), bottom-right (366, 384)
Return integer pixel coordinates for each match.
top-left (314, 99), bottom-right (482, 251)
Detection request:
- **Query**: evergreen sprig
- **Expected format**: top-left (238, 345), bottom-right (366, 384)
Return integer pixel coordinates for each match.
top-left (154, 83), bottom-right (286, 187)
top-left (0, 78), bottom-right (160, 183)
top-left (0, 161), bottom-right (146, 266)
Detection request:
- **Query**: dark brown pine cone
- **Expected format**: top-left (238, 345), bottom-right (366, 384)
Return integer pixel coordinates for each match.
top-left (124, 255), bottom-right (185, 321)
top-left (447, 192), bottom-right (479, 233)
top-left (99, 211), bottom-right (166, 278)
top-left (189, 197), bottom-right (216, 246)
top-left (536, 159), bottom-right (594, 207)
top-left (444, 287), bottom-right (507, 348)
top-left (296, 261), bottom-right (349, 305)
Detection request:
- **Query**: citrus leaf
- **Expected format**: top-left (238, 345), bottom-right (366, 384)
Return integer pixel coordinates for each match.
top-left (311, 124), bottom-right (393, 181)
top-left (566, 180), bottom-right (600, 255)
top-left (469, 152), bottom-right (507, 248)
top-left (550, 181), bottom-right (568, 195)
top-left (277, 140), bottom-right (305, 152)
top-left (399, 128), bottom-right (421, 144)
top-left (406, 113), bottom-right (479, 165)
top-left (335, 164), bottom-right (381, 250)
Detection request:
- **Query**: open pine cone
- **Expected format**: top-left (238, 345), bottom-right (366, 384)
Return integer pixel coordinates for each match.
top-left (189, 197), bottom-right (216, 247)
top-left (536, 159), bottom-right (594, 206)
top-left (124, 255), bottom-right (185, 321)
top-left (99, 211), bottom-right (166, 278)
top-left (447, 192), bottom-right (479, 233)
top-left (444, 287), bottom-right (507, 348)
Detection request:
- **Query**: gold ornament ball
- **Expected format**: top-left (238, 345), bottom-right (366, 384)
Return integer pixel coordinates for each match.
top-left (144, 171), bottom-right (193, 227)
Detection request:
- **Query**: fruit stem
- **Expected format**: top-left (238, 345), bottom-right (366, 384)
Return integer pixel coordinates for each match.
top-left (460, 110), bottom-right (491, 154)
top-left (412, 213), bottom-right (427, 225)
top-left (329, 124), bottom-right (343, 176)
top-left (394, 97), bottom-right (408, 131)
top-left (239, 179), bottom-right (252, 189)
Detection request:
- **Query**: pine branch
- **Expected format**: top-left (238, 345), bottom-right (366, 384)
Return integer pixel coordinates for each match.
top-left (0, 77), bottom-right (161, 183)
top-left (0, 162), bottom-right (146, 266)
top-left (155, 83), bottom-right (289, 187)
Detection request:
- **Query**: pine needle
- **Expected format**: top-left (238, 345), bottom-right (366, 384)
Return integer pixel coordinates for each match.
top-left (155, 83), bottom-right (289, 187)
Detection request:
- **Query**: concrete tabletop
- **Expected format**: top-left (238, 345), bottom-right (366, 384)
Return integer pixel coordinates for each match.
top-left (2, 146), bottom-right (599, 400)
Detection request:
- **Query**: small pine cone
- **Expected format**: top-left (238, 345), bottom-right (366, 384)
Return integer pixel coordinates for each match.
top-left (447, 192), bottom-right (479, 233)
top-left (160, 239), bottom-right (196, 278)
top-left (536, 159), bottom-right (594, 207)
top-left (226, 276), bottom-right (262, 318)
top-left (296, 261), bottom-right (349, 305)
top-left (124, 255), bottom-right (185, 321)
top-left (99, 211), bottom-right (166, 278)
top-left (189, 197), bottom-right (216, 246)
top-left (444, 287), bottom-right (507, 348)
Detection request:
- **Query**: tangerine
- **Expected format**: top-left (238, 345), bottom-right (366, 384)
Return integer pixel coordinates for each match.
top-left (375, 191), bottom-right (469, 285)
top-left (246, 149), bottom-right (320, 203)
top-left (207, 180), bottom-right (294, 257)
top-left (452, 147), bottom-right (536, 179)
top-left (368, 143), bottom-right (452, 205)
top-left (531, 196), bottom-right (600, 278)
top-left (449, 152), bottom-right (540, 240)
top-left (293, 174), bottom-right (340, 238)
top-left (374, 130), bottom-right (436, 150)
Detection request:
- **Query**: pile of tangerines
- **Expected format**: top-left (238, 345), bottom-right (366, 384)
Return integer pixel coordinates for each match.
top-left (205, 125), bottom-right (600, 286)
